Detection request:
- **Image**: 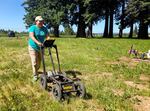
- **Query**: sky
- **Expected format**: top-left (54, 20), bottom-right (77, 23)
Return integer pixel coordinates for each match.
top-left (0, 0), bottom-right (148, 33)
top-left (0, 0), bottom-right (26, 32)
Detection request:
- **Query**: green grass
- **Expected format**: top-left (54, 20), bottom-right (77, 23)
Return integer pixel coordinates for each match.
top-left (0, 37), bottom-right (150, 111)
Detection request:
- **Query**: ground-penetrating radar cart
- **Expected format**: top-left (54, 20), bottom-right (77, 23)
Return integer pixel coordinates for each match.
top-left (40, 39), bottom-right (86, 101)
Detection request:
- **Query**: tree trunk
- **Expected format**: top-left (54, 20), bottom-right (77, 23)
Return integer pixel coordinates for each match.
top-left (119, 28), bottom-right (123, 38)
top-left (53, 25), bottom-right (59, 37)
top-left (87, 21), bottom-right (93, 37)
top-left (128, 22), bottom-right (133, 38)
top-left (76, 18), bottom-right (86, 37)
top-left (138, 6), bottom-right (149, 39)
top-left (119, 1), bottom-right (125, 38)
top-left (103, 9), bottom-right (109, 38)
top-left (76, 3), bottom-right (86, 37)
top-left (138, 19), bottom-right (149, 39)
top-left (108, 9), bottom-right (114, 38)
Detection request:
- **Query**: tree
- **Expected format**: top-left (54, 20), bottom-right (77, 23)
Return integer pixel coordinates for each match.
top-left (71, 0), bottom-right (87, 37)
top-left (137, 1), bottom-right (149, 39)
top-left (128, 21), bottom-right (134, 38)
top-left (43, 0), bottom-right (68, 37)
top-left (123, 0), bottom-right (150, 39)
top-left (133, 24), bottom-right (138, 37)
top-left (101, 0), bottom-right (121, 38)
top-left (22, 0), bottom-right (66, 37)
top-left (103, 8), bottom-right (109, 38)
top-left (84, 0), bottom-right (102, 37)
top-left (104, 0), bottom-right (121, 38)
top-left (64, 25), bottom-right (74, 35)
top-left (22, 0), bottom-right (40, 28)
top-left (85, 0), bottom-right (121, 38)
top-left (76, 1), bottom-right (86, 37)
top-left (118, 0), bottom-right (127, 38)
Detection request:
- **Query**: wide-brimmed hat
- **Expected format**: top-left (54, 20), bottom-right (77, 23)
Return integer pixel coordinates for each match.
top-left (35, 16), bottom-right (44, 21)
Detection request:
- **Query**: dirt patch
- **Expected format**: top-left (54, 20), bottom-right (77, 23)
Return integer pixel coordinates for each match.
top-left (119, 56), bottom-right (140, 68)
top-left (124, 81), bottom-right (149, 91)
top-left (132, 58), bottom-right (150, 63)
top-left (101, 72), bottom-right (113, 77)
top-left (80, 72), bottom-right (113, 81)
top-left (106, 56), bottom-right (150, 68)
top-left (119, 56), bottom-right (150, 63)
top-left (106, 56), bottom-right (139, 68)
top-left (140, 74), bottom-right (150, 82)
top-left (119, 56), bottom-right (132, 62)
top-left (132, 95), bottom-right (150, 111)
top-left (105, 61), bottom-right (119, 65)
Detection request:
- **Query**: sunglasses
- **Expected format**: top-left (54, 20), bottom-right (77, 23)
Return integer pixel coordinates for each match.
top-left (38, 20), bottom-right (44, 22)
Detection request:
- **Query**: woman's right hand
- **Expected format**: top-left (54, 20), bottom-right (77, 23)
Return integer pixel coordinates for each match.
top-left (37, 42), bottom-right (43, 46)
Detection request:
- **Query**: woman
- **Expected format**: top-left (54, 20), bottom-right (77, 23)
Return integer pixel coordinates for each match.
top-left (28, 16), bottom-right (50, 81)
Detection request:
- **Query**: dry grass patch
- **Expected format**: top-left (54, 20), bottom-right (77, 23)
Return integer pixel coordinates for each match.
top-left (79, 72), bottom-right (113, 81)
top-left (82, 99), bottom-right (104, 111)
top-left (106, 56), bottom-right (150, 69)
top-left (0, 70), bottom-right (4, 75)
top-left (111, 89), bottom-right (124, 96)
top-left (124, 81), bottom-right (149, 91)
top-left (105, 56), bottom-right (139, 68)
top-left (119, 56), bottom-right (139, 68)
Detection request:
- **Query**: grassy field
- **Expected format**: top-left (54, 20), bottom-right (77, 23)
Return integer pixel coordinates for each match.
top-left (0, 37), bottom-right (150, 111)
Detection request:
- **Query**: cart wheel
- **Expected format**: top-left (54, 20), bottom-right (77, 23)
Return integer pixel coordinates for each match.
top-left (52, 84), bottom-right (62, 101)
top-left (75, 81), bottom-right (86, 98)
top-left (40, 74), bottom-right (47, 90)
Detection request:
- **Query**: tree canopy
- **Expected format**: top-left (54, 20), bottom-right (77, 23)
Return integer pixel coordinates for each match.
top-left (22, 0), bottom-right (150, 39)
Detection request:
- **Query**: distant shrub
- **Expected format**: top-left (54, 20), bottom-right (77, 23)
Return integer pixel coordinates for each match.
top-left (8, 31), bottom-right (15, 37)
top-left (64, 26), bottom-right (74, 35)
